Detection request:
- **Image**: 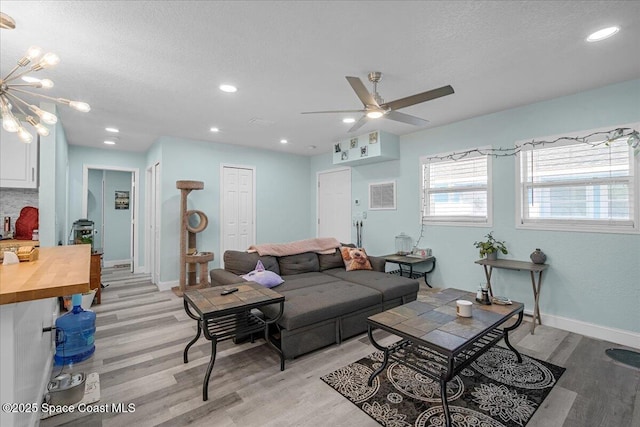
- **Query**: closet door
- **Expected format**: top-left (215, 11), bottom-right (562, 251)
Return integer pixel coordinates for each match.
top-left (221, 165), bottom-right (255, 264)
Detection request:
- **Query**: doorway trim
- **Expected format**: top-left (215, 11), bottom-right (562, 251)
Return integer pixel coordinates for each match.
top-left (82, 164), bottom-right (140, 273)
top-left (219, 163), bottom-right (256, 266)
top-left (145, 162), bottom-right (161, 283)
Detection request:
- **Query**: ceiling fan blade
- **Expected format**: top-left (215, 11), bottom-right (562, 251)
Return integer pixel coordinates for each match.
top-left (346, 76), bottom-right (380, 107)
top-left (385, 110), bottom-right (430, 126)
top-left (383, 85), bottom-right (454, 111)
top-left (348, 115), bottom-right (368, 133)
top-left (301, 109), bottom-right (365, 114)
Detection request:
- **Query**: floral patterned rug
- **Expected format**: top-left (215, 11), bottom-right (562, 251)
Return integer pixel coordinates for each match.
top-left (321, 346), bottom-right (565, 427)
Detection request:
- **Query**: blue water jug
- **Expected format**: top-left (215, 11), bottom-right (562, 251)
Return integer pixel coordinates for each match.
top-left (54, 294), bottom-right (96, 365)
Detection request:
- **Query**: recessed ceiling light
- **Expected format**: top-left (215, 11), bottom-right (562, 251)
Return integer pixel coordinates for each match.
top-left (587, 26), bottom-right (620, 42)
top-left (219, 84), bottom-right (237, 93)
top-left (103, 140), bottom-right (116, 145)
top-left (343, 118), bottom-right (356, 124)
top-left (210, 127), bottom-right (219, 132)
top-left (105, 127), bottom-right (119, 133)
top-left (280, 139), bottom-right (288, 144)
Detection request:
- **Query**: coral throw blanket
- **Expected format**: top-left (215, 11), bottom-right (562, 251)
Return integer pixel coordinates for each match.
top-left (247, 237), bottom-right (341, 256)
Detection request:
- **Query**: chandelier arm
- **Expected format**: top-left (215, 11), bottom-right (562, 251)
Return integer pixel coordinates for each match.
top-left (9, 87), bottom-right (58, 103)
top-left (3, 91), bottom-right (31, 108)
top-left (7, 83), bottom-right (43, 88)
top-left (2, 65), bottom-right (22, 82)
top-left (2, 68), bottom-right (41, 84)
top-left (10, 98), bottom-right (29, 118)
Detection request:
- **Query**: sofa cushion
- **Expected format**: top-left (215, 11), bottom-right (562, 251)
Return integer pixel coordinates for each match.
top-left (261, 281), bottom-right (381, 330)
top-left (278, 252), bottom-right (319, 275)
top-left (277, 272), bottom-right (338, 292)
top-left (340, 247), bottom-right (372, 271)
top-left (318, 248), bottom-right (345, 271)
top-left (224, 251), bottom-right (280, 275)
top-left (323, 268), bottom-right (419, 302)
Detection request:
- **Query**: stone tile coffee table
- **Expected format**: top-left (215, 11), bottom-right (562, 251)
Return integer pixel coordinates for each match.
top-left (367, 288), bottom-right (524, 427)
top-left (183, 282), bottom-right (285, 401)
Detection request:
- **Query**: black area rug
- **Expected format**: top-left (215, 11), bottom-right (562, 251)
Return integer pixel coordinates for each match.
top-left (321, 346), bottom-right (565, 427)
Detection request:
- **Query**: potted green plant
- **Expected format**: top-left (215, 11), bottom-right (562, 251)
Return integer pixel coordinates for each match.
top-left (474, 232), bottom-right (508, 260)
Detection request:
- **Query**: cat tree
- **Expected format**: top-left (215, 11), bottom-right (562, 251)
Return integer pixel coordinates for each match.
top-left (174, 180), bottom-right (214, 296)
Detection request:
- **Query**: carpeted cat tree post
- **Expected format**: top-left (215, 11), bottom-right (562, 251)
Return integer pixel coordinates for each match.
top-left (174, 180), bottom-right (214, 296)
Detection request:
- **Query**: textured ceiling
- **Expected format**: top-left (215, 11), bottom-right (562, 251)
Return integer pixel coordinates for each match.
top-left (1, 1), bottom-right (639, 155)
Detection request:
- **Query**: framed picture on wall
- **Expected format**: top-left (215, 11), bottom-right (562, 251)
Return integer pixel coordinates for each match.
top-left (350, 138), bottom-right (358, 149)
top-left (115, 191), bottom-right (130, 210)
top-left (334, 142), bottom-right (342, 153)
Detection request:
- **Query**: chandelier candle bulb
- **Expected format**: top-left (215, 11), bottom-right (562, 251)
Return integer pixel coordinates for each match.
top-left (17, 126), bottom-right (33, 143)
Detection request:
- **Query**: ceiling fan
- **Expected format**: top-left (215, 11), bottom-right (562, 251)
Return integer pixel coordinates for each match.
top-left (301, 72), bottom-right (454, 133)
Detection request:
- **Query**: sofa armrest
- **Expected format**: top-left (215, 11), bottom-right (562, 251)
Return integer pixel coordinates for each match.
top-left (209, 268), bottom-right (247, 287)
top-left (368, 255), bottom-right (385, 272)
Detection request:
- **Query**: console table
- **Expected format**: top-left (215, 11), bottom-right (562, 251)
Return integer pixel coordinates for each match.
top-left (183, 282), bottom-right (285, 401)
top-left (383, 254), bottom-right (436, 287)
top-left (475, 258), bottom-right (549, 334)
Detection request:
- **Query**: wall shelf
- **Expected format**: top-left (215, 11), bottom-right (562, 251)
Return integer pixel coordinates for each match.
top-left (332, 130), bottom-right (399, 166)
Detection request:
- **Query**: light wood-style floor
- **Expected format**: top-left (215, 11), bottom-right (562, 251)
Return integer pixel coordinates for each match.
top-left (42, 267), bottom-right (640, 427)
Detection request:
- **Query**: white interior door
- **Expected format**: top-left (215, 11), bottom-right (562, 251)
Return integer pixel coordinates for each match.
top-left (221, 165), bottom-right (255, 262)
top-left (317, 168), bottom-right (351, 242)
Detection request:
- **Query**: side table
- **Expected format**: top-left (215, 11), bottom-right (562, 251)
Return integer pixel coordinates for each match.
top-left (183, 282), bottom-right (285, 401)
top-left (383, 254), bottom-right (436, 287)
top-left (475, 258), bottom-right (549, 334)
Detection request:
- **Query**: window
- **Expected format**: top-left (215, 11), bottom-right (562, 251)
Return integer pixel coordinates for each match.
top-left (420, 149), bottom-right (491, 225)
top-left (517, 126), bottom-right (638, 233)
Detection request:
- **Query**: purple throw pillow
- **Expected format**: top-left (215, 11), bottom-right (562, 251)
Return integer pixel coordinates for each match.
top-left (241, 260), bottom-right (284, 288)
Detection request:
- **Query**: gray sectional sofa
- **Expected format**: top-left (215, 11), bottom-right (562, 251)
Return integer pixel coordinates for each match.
top-left (209, 248), bottom-right (419, 359)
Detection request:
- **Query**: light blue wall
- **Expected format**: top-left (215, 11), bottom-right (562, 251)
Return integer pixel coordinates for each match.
top-left (103, 170), bottom-right (132, 262)
top-left (310, 79), bottom-right (640, 334)
top-left (151, 137), bottom-right (312, 284)
top-left (38, 104), bottom-right (68, 247)
top-left (67, 146), bottom-right (146, 266)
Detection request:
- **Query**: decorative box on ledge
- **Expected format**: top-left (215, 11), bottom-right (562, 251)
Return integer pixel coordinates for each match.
top-left (332, 130), bottom-right (399, 166)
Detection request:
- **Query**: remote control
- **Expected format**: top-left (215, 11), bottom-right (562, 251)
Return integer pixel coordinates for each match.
top-left (221, 288), bottom-right (238, 295)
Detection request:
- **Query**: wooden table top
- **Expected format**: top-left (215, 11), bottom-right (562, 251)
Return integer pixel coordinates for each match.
top-left (184, 282), bottom-right (284, 317)
top-left (383, 254), bottom-right (435, 264)
top-left (368, 288), bottom-right (523, 354)
top-left (475, 258), bottom-right (549, 272)
top-left (0, 245), bottom-right (91, 305)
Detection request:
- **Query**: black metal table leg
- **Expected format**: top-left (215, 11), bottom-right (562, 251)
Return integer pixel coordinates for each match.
top-left (203, 339), bottom-right (217, 401)
top-left (503, 311), bottom-right (524, 363)
top-left (440, 378), bottom-right (452, 427)
top-left (183, 300), bottom-right (202, 363)
top-left (366, 325), bottom-right (390, 386)
top-left (263, 301), bottom-right (286, 371)
top-left (423, 258), bottom-right (436, 288)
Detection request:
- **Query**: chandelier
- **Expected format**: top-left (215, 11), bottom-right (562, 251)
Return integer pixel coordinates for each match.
top-left (0, 45), bottom-right (90, 144)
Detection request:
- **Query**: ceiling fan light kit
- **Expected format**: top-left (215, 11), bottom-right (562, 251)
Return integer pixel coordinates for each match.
top-left (302, 71), bottom-right (454, 133)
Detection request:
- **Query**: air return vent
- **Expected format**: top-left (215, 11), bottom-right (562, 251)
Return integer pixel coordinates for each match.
top-left (369, 181), bottom-right (396, 210)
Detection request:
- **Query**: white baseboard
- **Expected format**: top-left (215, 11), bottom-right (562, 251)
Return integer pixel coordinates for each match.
top-left (157, 280), bottom-right (178, 292)
top-left (525, 309), bottom-right (640, 349)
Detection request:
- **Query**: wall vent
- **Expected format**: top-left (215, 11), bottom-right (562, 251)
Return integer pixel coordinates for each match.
top-left (369, 181), bottom-right (396, 210)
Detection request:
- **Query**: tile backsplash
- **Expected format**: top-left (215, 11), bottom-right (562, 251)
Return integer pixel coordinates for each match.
top-left (0, 188), bottom-right (39, 236)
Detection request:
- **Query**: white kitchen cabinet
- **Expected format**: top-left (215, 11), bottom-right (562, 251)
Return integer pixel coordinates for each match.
top-left (0, 128), bottom-right (39, 188)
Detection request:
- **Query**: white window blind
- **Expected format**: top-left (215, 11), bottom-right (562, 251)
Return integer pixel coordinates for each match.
top-left (518, 135), bottom-right (636, 231)
top-left (421, 151), bottom-right (491, 224)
